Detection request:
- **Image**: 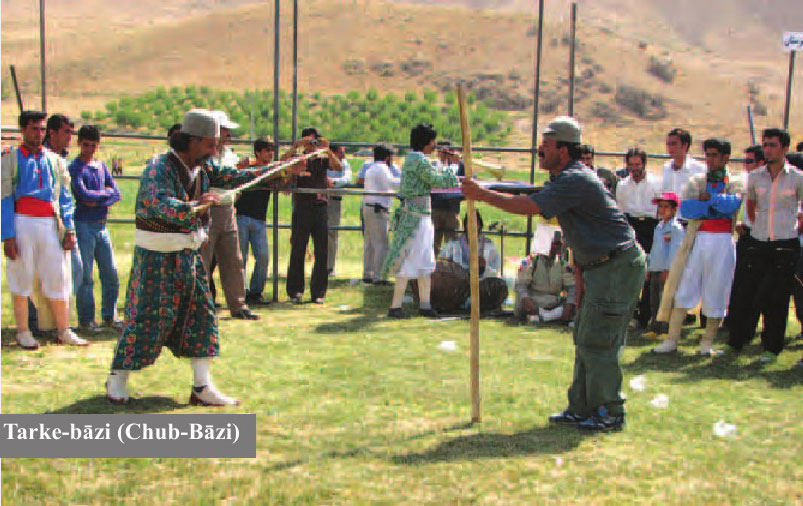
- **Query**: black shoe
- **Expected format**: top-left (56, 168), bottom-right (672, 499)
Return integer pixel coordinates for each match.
top-left (683, 314), bottom-right (696, 326)
top-left (232, 308), bottom-right (260, 320)
top-left (578, 411), bottom-right (625, 432)
top-left (418, 308), bottom-right (439, 318)
top-left (373, 280), bottom-right (392, 286)
top-left (246, 295), bottom-right (270, 306)
top-left (289, 293), bottom-right (303, 305)
top-left (214, 302), bottom-right (222, 309)
top-left (387, 308), bottom-right (409, 319)
top-left (548, 410), bottom-right (587, 426)
top-left (362, 278), bottom-right (373, 284)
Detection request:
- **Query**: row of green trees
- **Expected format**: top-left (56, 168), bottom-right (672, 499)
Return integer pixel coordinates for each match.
top-left (81, 86), bottom-right (512, 145)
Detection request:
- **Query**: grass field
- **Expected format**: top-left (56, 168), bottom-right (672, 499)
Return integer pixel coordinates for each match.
top-left (1, 149), bottom-right (802, 505)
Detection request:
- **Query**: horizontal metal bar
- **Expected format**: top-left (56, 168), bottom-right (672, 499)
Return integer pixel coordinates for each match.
top-left (103, 219), bottom-right (532, 238)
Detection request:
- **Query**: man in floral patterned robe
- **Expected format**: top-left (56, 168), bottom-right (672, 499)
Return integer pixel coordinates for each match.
top-left (105, 109), bottom-right (280, 406)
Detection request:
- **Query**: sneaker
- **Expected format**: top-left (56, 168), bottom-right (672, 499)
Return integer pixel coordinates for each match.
top-left (652, 338), bottom-right (678, 354)
top-left (103, 318), bottom-right (124, 330)
top-left (57, 329), bottom-right (89, 346)
top-left (79, 321), bottom-right (103, 334)
top-left (189, 384), bottom-right (240, 406)
top-left (312, 297), bottom-right (324, 305)
top-left (418, 308), bottom-right (439, 318)
top-left (548, 410), bottom-right (587, 426)
top-left (758, 351), bottom-right (778, 364)
top-left (578, 413), bottom-right (625, 432)
top-left (15, 330), bottom-right (40, 350)
top-left (231, 308), bottom-right (260, 320)
top-left (105, 373), bottom-right (130, 404)
top-left (697, 338), bottom-right (715, 356)
top-left (387, 308), bottom-right (408, 319)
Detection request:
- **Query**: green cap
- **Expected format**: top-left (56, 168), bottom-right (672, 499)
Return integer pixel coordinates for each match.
top-left (543, 116), bottom-right (582, 143)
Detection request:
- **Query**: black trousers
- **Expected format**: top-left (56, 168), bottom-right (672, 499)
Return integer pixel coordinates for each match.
top-left (286, 202), bottom-right (329, 300)
top-left (627, 216), bottom-right (658, 326)
top-left (793, 247), bottom-right (803, 326)
top-left (724, 230), bottom-right (763, 330)
top-left (727, 237), bottom-right (799, 354)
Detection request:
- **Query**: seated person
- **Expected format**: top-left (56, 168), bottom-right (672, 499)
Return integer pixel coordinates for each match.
top-left (425, 211), bottom-right (509, 313)
top-left (514, 231), bottom-right (576, 323)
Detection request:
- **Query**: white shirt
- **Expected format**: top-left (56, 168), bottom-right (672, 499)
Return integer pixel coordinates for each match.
top-left (662, 155), bottom-right (706, 219)
top-left (364, 161), bottom-right (399, 209)
top-left (327, 157), bottom-right (351, 186)
top-left (615, 173), bottom-right (660, 218)
top-left (359, 160), bottom-right (400, 179)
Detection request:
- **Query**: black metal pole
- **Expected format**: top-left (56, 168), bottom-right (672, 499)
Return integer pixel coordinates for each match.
top-left (10, 65), bottom-right (23, 112)
top-left (291, 0), bottom-right (299, 143)
top-left (526, 0), bottom-right (544, 256)
top-left (783, 50), bottom-right (796, 130)
top-left (568, 2), bottom-right (577, 117)
top-left (39, 0), bottom-right (46, 113)
top-left (272, 0), bottom-right (281, 302)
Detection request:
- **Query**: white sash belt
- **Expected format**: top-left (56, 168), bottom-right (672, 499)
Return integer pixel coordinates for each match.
top-left (135, 229), bottom-right (207, 252)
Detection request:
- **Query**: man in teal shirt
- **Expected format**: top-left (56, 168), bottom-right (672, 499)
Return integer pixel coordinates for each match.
top-left (462, 117), bottom-right (645, 432)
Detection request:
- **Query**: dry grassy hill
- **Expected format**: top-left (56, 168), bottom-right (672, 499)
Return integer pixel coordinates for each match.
top-left (2, 0), bottom-right (801, 163)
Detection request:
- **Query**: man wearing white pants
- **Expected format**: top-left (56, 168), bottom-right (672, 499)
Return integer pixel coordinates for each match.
top-left (654, 138), bottom-right (742, 355)
top-left (1, 111), bottom-right (87, 350)
top-left (362, 144), bottom-right (399, 284)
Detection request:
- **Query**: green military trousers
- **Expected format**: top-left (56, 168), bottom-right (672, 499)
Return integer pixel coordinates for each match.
top-left (568, 244), bottom-right (646, 417)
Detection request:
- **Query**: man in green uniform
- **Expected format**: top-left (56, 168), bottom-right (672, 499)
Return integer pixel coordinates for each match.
top-left (461, 117), bottom-right (645, 432)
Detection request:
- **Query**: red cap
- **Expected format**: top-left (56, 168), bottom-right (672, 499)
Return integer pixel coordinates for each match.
top-left (652, 191), bottom-right (680, 206)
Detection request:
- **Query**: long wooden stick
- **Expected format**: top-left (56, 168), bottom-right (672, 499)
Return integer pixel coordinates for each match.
top-left (458, 83), bottom-right (481, 423)
top-left (190, 148), bottom-right (326, 213)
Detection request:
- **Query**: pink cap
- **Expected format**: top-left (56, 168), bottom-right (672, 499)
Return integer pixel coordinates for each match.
top-left (652, 191), bottom-right (680, 206)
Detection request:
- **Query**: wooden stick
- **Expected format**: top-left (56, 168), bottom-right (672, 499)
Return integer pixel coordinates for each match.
top-left (190, 148), bottom-right (326, 213)
top-left (656, 220), bottom-right (701, 321)
top-left (458, 83), bottom-right (481, 424)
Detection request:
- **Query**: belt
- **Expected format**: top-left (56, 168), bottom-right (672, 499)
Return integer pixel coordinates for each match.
top-left (365, 203), bottom-right (388, 212)
top-left (582, 242), bottom-right (636, 270)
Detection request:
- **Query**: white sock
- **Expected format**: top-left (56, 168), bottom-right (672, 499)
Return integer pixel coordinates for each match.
top-left (391, 277), bottom-right (408, 309)
top-left (417, 274), bottom-right (431, 310)
top-left (191, 357), bottom-right (211, 388)
top-left (109, 369), bottom-right (130, 381)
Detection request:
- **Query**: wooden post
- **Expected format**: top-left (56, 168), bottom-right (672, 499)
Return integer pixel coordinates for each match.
top-left (458, 84), bottom-right (481, 423)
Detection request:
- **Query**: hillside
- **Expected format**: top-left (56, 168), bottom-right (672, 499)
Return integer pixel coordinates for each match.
top-left (1, 0), bottom-right (801, 160)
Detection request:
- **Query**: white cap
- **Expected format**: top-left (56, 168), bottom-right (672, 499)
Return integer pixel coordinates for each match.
top-left (180, 109), bottom-right (219, 139)
top-left (211, 110), bottom-right (239, 130)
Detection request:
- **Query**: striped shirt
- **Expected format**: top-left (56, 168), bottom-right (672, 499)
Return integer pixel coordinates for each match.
top-left (747, 163), bottom-right (803, 241)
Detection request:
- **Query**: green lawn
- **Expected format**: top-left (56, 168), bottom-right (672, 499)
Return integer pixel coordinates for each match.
top-left (1, 149), bottom-right (801, 505)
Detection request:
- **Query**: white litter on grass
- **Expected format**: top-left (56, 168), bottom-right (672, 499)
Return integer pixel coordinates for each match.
top-left (402, 295), bottom-right (414, 304)
top-left (338, 305), bottom-right (351, 311)
top-left (649, 393), bottom-right (669, 409)
top-left (438, 340), bottom-right (457, 352)
top-left (629, 375), bottom-right (647, 392)
top-left (555, 457), bottom-right (563, 467)
top-left (713, 420), bottom-right (738, 438)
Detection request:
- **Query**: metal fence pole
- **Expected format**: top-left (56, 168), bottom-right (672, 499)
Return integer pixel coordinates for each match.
top-left (39, 0), bottom-right (46, 113)
top-left (568, 2), bottom-right (577, 117)
top-left (526, 0), bottom-right (544, 256)
top-left (272, 0), bottom-right (281, 302)
top-left (291, 0), bottom-right (299, 143)
top-left (783, 50), bottom-right (796, 130)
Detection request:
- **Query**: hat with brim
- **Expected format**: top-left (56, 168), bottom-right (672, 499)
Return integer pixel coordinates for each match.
top-left (212, 110), bottom-right (239, 130)
top-left (180, 109), bottom-right (219, 139)
top-left (652, 191), bottom-right (680, 206)
top-left (543, 116), bottom-right (582, 143)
